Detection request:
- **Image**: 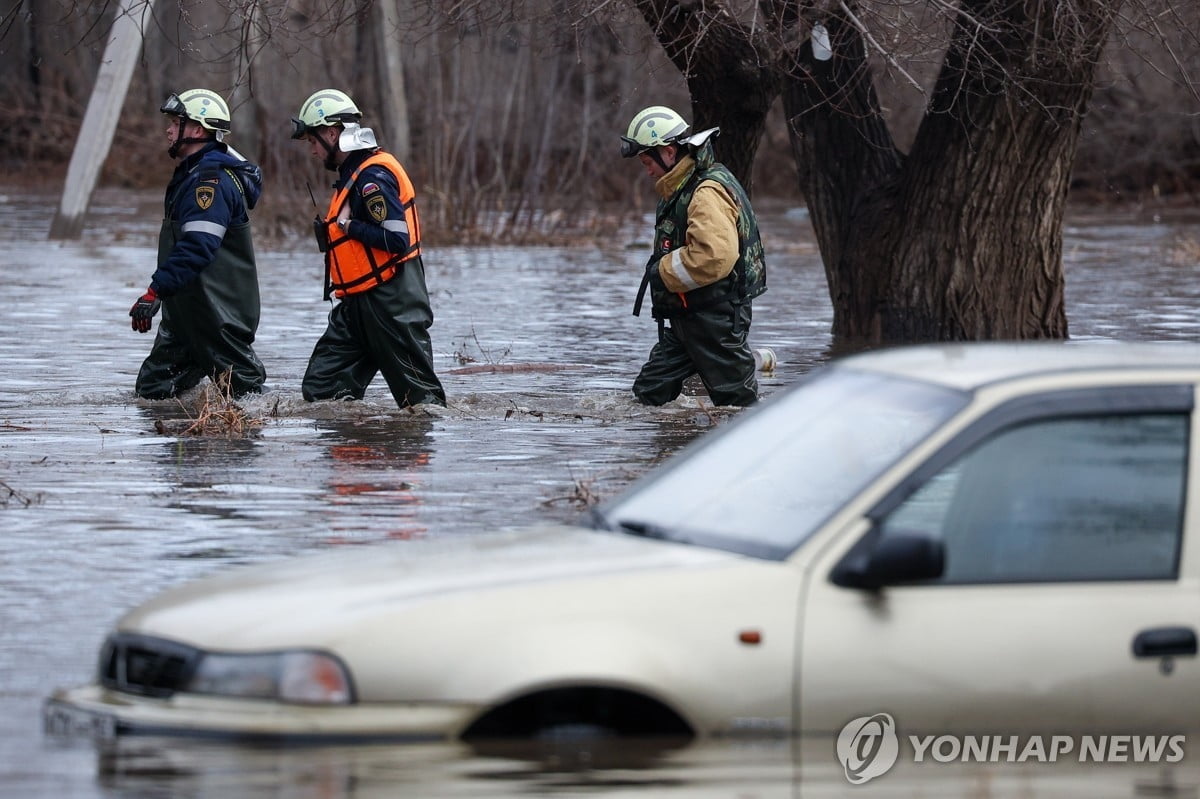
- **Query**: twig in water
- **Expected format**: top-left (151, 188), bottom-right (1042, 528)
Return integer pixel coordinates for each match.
top-left (1, 479), bottom-right (41, 507)
top-left (158, 369), bottom-right (264, 438)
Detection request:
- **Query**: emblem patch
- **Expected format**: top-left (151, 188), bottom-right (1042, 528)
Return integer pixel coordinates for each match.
top-left (367, 195), bottom-right (387, 223)
top-left (361, 182), bottom-right (381, 197)
top-left (195, 185), bottom-right (215, 210)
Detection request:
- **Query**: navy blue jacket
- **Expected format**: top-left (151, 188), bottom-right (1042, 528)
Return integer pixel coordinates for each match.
top-left (151, 143), bottom-right (264, 296)
top-left (334, 149), bottom-right (411, 256)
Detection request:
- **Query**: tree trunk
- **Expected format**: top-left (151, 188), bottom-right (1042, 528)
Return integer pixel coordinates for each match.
top-left (229, 0), bottom-right (265, 163)
top-left (374, 0), bottom-right (412, 162)
top-left (632, 0), bottom-right (778, 192)
top-left (780, 14), bottom-right (904, 345)
top-left (49, 0), bottom-right (154, 240)
top-left (782, 0), bottom-right (1120, 344)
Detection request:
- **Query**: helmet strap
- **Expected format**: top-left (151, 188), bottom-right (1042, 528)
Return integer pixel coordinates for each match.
top-left (167, 118), bottom-right (213, 159)
top-left (313, 127), bottom-right (342, 172)
top-left (649, 145), bottom-right (675, 174)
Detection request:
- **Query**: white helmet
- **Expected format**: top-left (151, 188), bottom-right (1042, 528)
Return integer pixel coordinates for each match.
top-left (291, 89), bottom-right (379, 154)
top-left (291, 89), bottom-right (362, 138)
top-left (620, 106), bottom-right (689, 157)
top-left (160, 89), bottom-right (231, 138)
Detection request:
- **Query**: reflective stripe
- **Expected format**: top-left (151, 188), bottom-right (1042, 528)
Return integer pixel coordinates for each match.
top-left (381, 220), bottom-right (409, 234)
top-left (182, 220), bottom-right (227, 238)
top-left (662, 249), bottom-right (701, 291)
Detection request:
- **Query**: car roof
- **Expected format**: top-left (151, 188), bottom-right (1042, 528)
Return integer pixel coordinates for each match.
top-left (833, 340), bottom-right (1200, 392)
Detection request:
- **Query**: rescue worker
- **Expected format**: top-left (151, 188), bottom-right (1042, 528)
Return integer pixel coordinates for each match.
top-left (290, 89), bottom-right (446, 409)
top-left (619, 105), bottom-right (768, 405)
top-left (130, 88), bottom-right (267, 398)
top-left (621, 105), bottom-right (767, 407)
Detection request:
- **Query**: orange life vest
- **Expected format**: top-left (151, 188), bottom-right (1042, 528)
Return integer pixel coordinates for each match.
top-left (323, 152), bottom-right (422, 298)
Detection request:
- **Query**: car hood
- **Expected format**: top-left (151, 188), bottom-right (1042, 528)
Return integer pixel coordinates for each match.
top-left (119, 524), bottom-right (754, 649)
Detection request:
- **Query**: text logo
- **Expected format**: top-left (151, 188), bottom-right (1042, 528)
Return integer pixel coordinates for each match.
top-left (835, 712), bottom-right (1188, 784)
top-left (910, 733), bottom-right (1186, 764)
top-left (837, 712), bottom-right (900, 784)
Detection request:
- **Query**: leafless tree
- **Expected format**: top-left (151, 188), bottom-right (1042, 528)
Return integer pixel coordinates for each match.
top-left (4, 0), bottom-right (1198, 343)
top-left (623, 0), bottom-right (1198, 344)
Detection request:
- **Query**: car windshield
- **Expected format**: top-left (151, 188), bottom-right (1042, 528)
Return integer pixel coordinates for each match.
top-left (595, 368), bottom-right (970, 560)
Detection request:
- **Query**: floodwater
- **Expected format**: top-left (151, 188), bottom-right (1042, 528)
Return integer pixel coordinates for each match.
top-left (2, 184), bottom-right (1200, 798)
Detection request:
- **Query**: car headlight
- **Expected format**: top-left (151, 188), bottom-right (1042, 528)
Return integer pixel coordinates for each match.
top-left (185, 651), bottom-right (354, 705)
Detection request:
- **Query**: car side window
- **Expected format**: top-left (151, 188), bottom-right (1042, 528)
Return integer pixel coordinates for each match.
top-left (878, 414), bottom-right (1188, 583)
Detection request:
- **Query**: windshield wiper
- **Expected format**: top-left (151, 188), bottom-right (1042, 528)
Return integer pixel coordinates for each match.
top-left (585, 509), bottom-right (678, 541)
top-left (613, 519), bottom-right (674, 540)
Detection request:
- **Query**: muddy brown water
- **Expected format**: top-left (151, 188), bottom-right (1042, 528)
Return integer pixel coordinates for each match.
top-left (2, 185), bottom-right (1200, 797)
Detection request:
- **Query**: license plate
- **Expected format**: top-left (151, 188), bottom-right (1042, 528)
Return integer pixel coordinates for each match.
top-left (43, 700), bottom-right (118, 741)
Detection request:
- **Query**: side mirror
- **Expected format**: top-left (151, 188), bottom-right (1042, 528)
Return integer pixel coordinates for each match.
top-left (831, 530), bottom-right (945, 590)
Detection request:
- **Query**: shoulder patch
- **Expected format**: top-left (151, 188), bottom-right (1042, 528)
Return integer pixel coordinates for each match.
top-left (195, 185), bottom-right (215, 210)
top-left (360, 182), bottom-right (381, 197)
top-left (367, 195), bottom-right (387, 222)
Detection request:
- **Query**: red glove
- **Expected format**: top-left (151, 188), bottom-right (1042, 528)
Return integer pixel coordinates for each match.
top-left (129, 288), bottom-right (161, 333)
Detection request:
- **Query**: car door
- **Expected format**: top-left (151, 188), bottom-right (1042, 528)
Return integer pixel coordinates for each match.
top-left (797, 384), bottom-right (1200, 734)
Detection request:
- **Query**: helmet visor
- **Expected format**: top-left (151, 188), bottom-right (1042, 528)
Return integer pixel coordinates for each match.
top-left (620, 136), bottom-right (648, 159)
top-left (160, 94), bottom-right (187, 118)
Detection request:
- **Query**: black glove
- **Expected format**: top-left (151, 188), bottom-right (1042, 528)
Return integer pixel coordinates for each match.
top-left (645, 258), bottom-right (666, 292)
top-left (129, 288), bottom-right (161, 333)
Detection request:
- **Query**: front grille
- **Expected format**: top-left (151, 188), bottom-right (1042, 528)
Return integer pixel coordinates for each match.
top-left (99, 633), bottom-right (202, 698)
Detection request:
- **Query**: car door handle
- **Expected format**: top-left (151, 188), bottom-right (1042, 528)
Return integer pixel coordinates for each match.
top-left (1132, 627), bottom-right (1198, 658)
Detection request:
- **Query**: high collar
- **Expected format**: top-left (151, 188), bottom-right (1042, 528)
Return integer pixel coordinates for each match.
top-left (335, 148), bottom-right (381, 186)
top-left (176, 141), bottom-right (223, 173)
top-left (654, 153), bottom-right (697, 200)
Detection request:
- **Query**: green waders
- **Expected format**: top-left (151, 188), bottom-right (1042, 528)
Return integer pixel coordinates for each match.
top-left (302, 256), bottom-right (446, 408)
top-left (135, 221), bottom-right (266, 399)
top-left (633, 301), bottom-right (757, 407)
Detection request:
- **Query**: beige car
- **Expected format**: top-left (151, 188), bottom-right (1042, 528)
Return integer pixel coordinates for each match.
top-left (46, 342), bottom-right (1200, 741)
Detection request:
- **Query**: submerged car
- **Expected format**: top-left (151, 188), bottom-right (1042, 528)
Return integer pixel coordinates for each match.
top-left (46, 342), bottom-right (1200, 741)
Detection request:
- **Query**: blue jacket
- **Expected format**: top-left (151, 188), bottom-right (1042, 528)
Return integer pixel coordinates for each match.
top-left (151, 143), bottom-right (264, 296)
top-left (334, 149), bottom-right (411, 256)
